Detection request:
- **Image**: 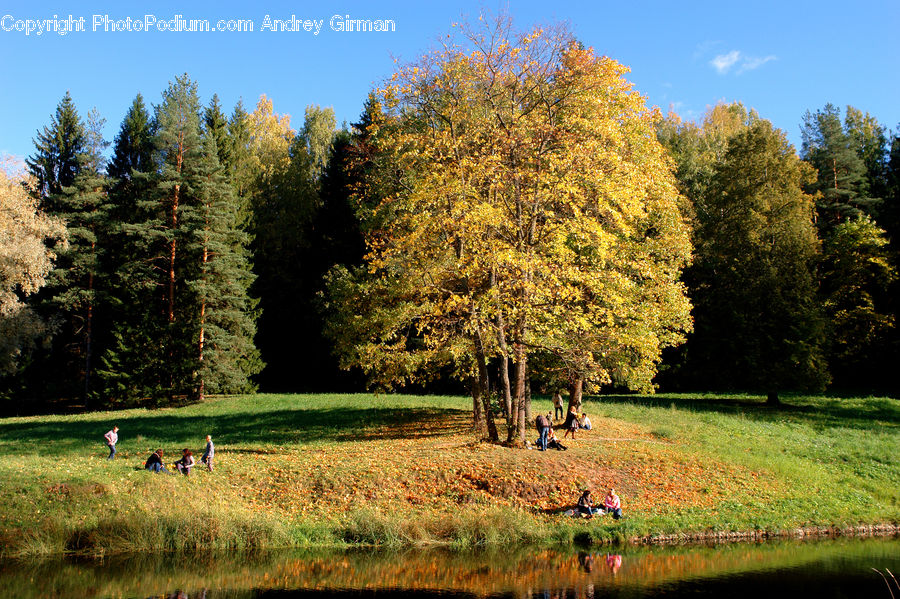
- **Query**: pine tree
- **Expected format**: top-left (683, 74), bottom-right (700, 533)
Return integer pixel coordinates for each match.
top-left (26, 91), bottom-right (86, 207)
top-left (845, 106), bottom-right (888, 204)
top-left (22, 94), bottom-right (105, 402)
top-left (100, 76), bottom-right (262, 404)
top-left (204, 95), bottom-right (231, 170)
top-left (108, 94), bottom-right (154, 183)
top-left (886, 129), bottom-right (900, 244)
top-left (50, 109), bottom-right (112, 402)
top-left (226, 100), bottom-right (254, 228)
top-left (801, 104), bottom-right (877, 229)
top-left (184, 133), bottom-right (262, 398)
top-left (99, 76), bottom-right (203, 403)
top-left (97, 95), bottom-right (159, 404)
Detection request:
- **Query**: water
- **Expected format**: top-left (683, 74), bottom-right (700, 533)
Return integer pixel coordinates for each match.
top-left (1, 537), bottom-right (897, 598)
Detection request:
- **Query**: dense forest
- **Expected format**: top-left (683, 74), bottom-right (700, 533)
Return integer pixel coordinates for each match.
top-left (2, 21), bottom-right (898, 420)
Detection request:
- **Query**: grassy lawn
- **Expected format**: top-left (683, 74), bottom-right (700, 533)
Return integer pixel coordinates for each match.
top-left (0, 393), bottom-right (897, 556)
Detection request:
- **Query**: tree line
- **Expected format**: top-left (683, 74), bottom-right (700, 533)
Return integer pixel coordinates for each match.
top-left (2, 18), bottom-right (898, 421)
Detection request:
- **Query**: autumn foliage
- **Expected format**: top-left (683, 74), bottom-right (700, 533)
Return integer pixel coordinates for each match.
top-left (328, 17), bottom-right (692, 441)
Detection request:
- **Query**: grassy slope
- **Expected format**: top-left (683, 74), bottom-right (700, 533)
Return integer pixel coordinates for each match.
top-left (0, 393), bottom-right (897, 556)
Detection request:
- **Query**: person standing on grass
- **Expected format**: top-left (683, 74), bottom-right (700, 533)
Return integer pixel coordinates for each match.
top-left (201, 435), bottom-right (214, 471)
top-left (104, 426), bottom-right (119, 460)
top-left (563, 406), bottom-right (579, 439)
top-left (535, 412), bottom-right (550, 451)
top-left (552, 390), bottom-right (564, 421)
top-left (604, 488), bottom-right (623, 519)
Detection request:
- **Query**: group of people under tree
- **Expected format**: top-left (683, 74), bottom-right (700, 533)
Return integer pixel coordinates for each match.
top-left (103, 425), bottom-right (214, 475)
top-left (535, 391), bottom-right (592, 451)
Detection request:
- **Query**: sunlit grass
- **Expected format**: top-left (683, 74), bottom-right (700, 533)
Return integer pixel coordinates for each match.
top-left (0, 392), bottom-right (897, 556)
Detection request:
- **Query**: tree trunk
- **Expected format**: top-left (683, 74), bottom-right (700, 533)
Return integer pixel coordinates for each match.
top-left (512, 341), bottom-right (528, 444)
top-left (495, 299), bottom-right (514, 428)
top-left (766, 391), bottom-right (780, 406)
top-left (472, 381), bottom-right (486, 437)
top-left (473, 322), bottom-right (499, 441)
top-left (168, 183), bottom-right (179, 324)
top-left (568, 376), bottom-right (584, 413)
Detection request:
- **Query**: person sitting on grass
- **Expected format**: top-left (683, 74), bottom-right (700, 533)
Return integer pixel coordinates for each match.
top-left (547, 428), bottom-right (568, 451)
top-left (144, 449), bottom-right (170, 473)
top-left (577, 489), bottom-right (595, 518)
top-left (579, 412), bottom-right (592, 431)
top-left (604, 488), bottom-right (623, 520)
top-left (174, 448), bottom-right (195, 476)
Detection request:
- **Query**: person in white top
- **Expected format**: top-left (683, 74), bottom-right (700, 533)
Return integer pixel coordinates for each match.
top-left (579, 413), bottom-right (592, 430)
top-left (104, 426), bottom-right (119, 460)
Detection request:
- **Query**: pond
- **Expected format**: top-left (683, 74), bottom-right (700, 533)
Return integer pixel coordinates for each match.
top-left (1, 537), bottom-right (897, 598)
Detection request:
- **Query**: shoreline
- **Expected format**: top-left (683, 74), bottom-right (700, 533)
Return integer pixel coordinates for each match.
top-left (631, 522), bottom-right (900, 546)
top-left (3, 516), bottom-right (898, 558)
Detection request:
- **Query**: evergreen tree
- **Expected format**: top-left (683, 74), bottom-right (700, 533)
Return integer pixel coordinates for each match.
top-left (845, 107), bottom-right (888, 203)
top-left (97, 95), bottom-right (159, 404)
top-left (107, 94), bottom-right (154, 183)
top-left (801, 104), bottom-right (877, 229)
top-left (226, 100), bottom-right (254, 228)
top-left (204, 95), bottom-right (231, 169)
top-left (184, 133), bottom-right (262, 398)
top-left (882, 128), bottom-right (900, 244)
top-left (801, 106), bottom-right (896, 393)
top-left (693, 120), bottom-right (828, 402)
top-left (26, 91), bottom-right (86, 207)
top-left (100, 76), bottom-right (262, 404)
top-left (49, 109), bottom-right (112, 402)
top-left (99, 75), bottom-right (203, 403)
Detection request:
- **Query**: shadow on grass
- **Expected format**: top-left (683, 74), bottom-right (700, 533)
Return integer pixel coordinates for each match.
top-left (0, 407), bottom-right (473, 455)
top-left (589, 394), bottom-right (900, 432)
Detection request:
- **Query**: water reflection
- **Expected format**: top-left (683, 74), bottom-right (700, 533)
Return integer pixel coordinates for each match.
top-left (0, 537), bottom-right (897, 598)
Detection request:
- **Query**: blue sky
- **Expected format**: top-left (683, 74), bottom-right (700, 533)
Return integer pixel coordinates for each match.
top-left (1, 0), bottom-right (897, 161)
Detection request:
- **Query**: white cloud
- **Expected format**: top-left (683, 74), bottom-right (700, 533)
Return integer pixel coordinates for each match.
top-left (710, 50), bottom-right (741, 74)
top-left (710, 50), bottom-right (777, 75)
top-left (738, 55), bottom-right (777, 73)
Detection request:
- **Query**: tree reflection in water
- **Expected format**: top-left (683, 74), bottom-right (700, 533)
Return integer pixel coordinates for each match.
top-left (1, 537), bottom-right (897, 598)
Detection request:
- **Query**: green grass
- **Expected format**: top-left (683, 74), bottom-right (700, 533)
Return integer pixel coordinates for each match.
top-left (0, 392), bottom-right (897, 556)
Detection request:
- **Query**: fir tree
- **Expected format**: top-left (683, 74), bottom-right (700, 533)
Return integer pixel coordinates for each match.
top-left (26, 91), bottom-right (86, 207)
top-left (801, 104), bottom-right (877, 229)
top-left (50, 109), bottom-right (112, 402)
top-left (227, 99), bottom-right (254, 224)
top-left (107, 94), bottom-right (154, 183)
top-left (184, 133), bottom-right (262, 398)
top-left (97, 94), bottom-right (159, 404)
top-left (204, 95), bottom-right (231, 170)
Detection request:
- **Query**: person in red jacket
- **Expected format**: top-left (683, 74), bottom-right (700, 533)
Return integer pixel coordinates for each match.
top-left (604, 488), bottom-right (623, 519)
